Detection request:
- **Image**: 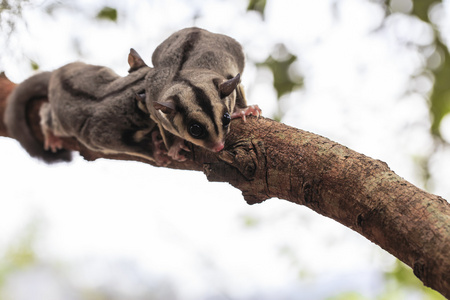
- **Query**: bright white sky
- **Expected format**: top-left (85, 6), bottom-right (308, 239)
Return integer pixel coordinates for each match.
top-left (0, 0), bottom-right (449, 299)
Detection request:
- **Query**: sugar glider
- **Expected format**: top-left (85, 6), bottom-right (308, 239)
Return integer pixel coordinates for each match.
top-left (143, 27), bottom-right (261, 157)
top-left (5, 50), bottom-right (164, 164)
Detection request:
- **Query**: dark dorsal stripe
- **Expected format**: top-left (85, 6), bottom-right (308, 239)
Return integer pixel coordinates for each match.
top-left (178, 30), bottom-right (201, 72)
top-left (101, 76), bottom-right (147, 99)
top-left (60, 77), bottom-right (97, 101)
top-left (60, 71), bottom-right (147, 102)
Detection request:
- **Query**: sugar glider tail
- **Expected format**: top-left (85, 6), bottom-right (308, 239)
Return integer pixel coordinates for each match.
top-left (4, 72), bottom-right (72, 163)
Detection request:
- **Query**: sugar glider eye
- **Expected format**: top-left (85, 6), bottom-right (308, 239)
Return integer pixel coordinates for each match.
top-left (189, 123), bottom-right (206, 139)
top-left (222, 112), bottom-right (231, 128)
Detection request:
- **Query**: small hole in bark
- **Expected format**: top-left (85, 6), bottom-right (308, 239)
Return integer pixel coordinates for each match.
top-left (357, 214), bottom-right (363, 227)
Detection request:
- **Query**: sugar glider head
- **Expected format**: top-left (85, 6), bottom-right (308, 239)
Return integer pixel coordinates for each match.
top-left (147, 70), bottom-right (242, 152)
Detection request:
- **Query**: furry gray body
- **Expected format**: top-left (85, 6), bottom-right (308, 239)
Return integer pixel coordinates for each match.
top-left (6, 64), bottom-right (156, 163)
top-left (151, 27), bottom-right (244, 75)
top-left (45, 63), bottom-right (154, 154)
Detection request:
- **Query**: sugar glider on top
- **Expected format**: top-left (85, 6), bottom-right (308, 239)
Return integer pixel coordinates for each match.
top-left (142, 27), bottom-right (261, 159)
top-left (4, 27), bottom-right (261, 165)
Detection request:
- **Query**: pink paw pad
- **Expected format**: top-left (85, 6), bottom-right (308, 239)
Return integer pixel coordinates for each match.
top-left (151, 131), bottom-right (170, 166)
top-left (231, 105), bottom-right (262, 122)
top-left (44, 130), bottom-right (64, 153)
top-left (167, 137), bottom-right (190, 162)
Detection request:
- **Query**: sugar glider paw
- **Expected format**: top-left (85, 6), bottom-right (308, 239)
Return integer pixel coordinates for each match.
top-left (151, 131), bottom-right (170, 166)
top-left (167, 137), bottom-right (190, 162)
top-left (151, 131), bottom-right (190, 164)
top-left (43, 130), bottom-right (64, 153)
top-left (231, 105), bottom-right (262, 122)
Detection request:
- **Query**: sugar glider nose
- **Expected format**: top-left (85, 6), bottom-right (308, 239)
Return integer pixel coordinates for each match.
top-left (212, 142), bottom-right (224, 152)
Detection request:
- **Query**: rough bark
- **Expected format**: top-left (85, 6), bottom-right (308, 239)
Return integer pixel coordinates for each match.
top-left (1, 74), bottom-right (449, 297)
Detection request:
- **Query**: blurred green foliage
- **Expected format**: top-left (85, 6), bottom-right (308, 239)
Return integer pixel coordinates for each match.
top-left (247, 0), bottom-right (266, 18)
top-left (30, 60), bottom-right (39, 71)
top-left (327, 292), bottom-right (368, 300)
top-left (427, 39), bottom-right (450, 138)
top-left (256, 44), bottom-right (304, 121)
top-left (0, 0), bottom-right (30, 35)
top-left (0, 219), bottom-right (40, 292)
top-left (257, 44), bottom-right (303, 99)
top-left (252, 0), bottom-right (450, 140)
top-left (326, 260), bottom-right (445, 299)
top-left (392, 0), bottom-right (450, 139)
top-left (410, 0), bottom-right (435, 22)
top-left (241, 214), bottom-right (261, 228)
top-left (96, 6), bottom-right (117, 22)
top-left (384, 260), bottom-right (445, 299)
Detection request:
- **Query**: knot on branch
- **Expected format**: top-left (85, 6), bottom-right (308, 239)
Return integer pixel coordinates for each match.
top-left (203, 138), bottom-right (269, 205)
top-left (413, 260), bottom-right (426, 282)
top-left (220, 140), bottom-right (261, 180)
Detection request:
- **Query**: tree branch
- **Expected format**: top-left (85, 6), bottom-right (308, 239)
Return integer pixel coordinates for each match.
top-left (1, 73), bottom-right (449, 297)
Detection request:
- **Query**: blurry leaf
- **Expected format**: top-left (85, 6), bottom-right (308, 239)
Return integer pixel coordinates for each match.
top-left (43, 1), bottom-right (66, 16)
top-left (412, 0), bottom-right (450, 138)
top-left (241, 214), bottom-right (260, 228)
top-left (385, 260), bottom-right (419, 286)
top-left (0, 0), bottom-right (30, 35)
top-left (385, 260), bottom-right (446, 299)
top-left (0, 1), bottom-right (9, 11)
top-left (412, 1), bottom-right (450, 137)
top-left (0, 0), bottom-right (29, 14)
top-left (392, 0), bottom-right (450, 138)
top-left (412, 155), bottom-right (432, 191)
top-left (96, 6), bottom-right (117, 22)
top-left (0, 218), bottom-right (42, 288)
top-left (410, 0), bottom-right (439, 22)
top-left (247, 0), bottom-right (266, 18)
top-left (30, 59), bottom-right (39, 71)
top-left (3, 220), bottom-right (40, 268)
top-left (428, 41), bottom-right (450, 138)
top-left (257, 44), bottom-right (304, 100)
top-left (326, 291), bottom-right (368, 300)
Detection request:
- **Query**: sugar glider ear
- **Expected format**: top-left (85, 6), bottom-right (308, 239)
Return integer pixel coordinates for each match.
top-left (128, 48), bottom-right (148, 73)
top-left (153, 99), bottom-right (176, 115)
top-left (219, 73), bottom-right (240, 98)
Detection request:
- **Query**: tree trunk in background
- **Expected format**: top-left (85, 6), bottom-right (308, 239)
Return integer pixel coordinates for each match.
top-left (1, 74), bottom-right (449, 298)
